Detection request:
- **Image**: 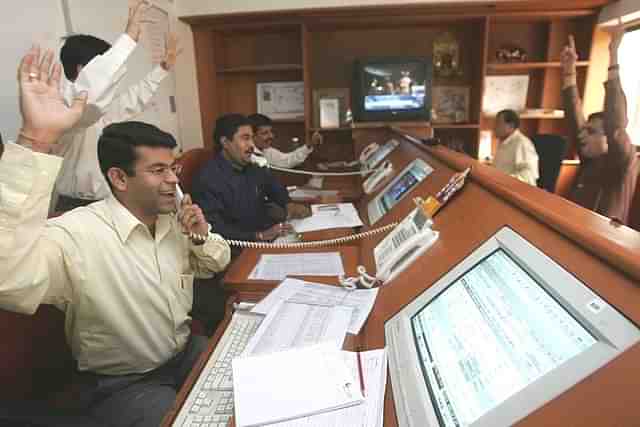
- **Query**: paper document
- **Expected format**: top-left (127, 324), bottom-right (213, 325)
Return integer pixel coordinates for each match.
top-left (249, 252), bottom-right (345, 281)
top-left (253, 278), bottom-right (379, 334)
top-left (269, 349), bottom-right (388, 427)
top-left (289, 188), bottom-right (339, 199)
top-left (233, 343), bottom-right (364, 427)
top-left (243, 300), bottom-right (353, 356)
top-left (307, 176), bottom-right (324, 189)
top-left (289, 203), bottom-right (364, 233)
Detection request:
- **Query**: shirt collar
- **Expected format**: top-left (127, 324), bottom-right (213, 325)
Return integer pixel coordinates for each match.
top-left (105, 195), bottom-right (173, 243)
top-left (501, 129), bottom-right (522, 146)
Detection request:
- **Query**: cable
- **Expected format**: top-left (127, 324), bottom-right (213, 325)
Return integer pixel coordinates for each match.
top-left (269, 164), bottom-right (372, 177)
top-left (190, 221), bottom-right (398, 249)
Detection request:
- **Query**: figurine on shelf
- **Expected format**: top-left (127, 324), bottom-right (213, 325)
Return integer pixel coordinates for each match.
top-left (433, 31), bottom-right (463, 78)
top-left (496, 44), bottom-right (528, 63)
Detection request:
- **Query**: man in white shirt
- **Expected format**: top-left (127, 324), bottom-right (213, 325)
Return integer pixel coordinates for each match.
top-left (52, 0), bottom-right (179, 212)
top-left (493, 109), bottom-right (539, 186)
top-left (1, 45), bottom-right (229, 426)
top-left (249, 113), bottom-right (323, 168)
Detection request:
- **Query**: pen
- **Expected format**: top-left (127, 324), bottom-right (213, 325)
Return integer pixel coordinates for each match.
top-left (357, 351), bottom-right (366, 397)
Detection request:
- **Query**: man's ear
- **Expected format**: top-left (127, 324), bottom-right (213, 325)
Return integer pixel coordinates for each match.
top-left (107, 168), bottom-right (128, 192)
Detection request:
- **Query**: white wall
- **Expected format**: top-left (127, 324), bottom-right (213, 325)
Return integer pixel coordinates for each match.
top-left (0, 1), bottom-right (67, 142)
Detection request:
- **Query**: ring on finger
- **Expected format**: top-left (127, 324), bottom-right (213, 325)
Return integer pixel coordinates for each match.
top-left (28, 72), bottom-right (38, 81)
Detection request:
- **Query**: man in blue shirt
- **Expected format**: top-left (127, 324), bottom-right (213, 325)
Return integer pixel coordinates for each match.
top-left (192, 114), bottom-right (310, 243)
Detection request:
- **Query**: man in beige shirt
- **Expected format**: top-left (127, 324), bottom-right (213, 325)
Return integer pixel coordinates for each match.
top-left (1, 45), bottom-right (230, 426)
top-left (493, 109), bottom-right (539, 186)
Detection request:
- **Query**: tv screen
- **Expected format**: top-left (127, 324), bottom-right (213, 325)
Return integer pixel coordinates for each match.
top-left (353, 57), bottom-right (432, 122)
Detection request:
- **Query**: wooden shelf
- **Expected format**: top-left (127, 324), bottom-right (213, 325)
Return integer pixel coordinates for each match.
top-left (272, 118), bottom-right (305, 124)
top-left (433, 123), bottom-right (480, 129)
top-left (216, 64), bottom-right (303, 74)
top-left (309, 127), bottom-right (352, 132)
top-left (486, 61), bottom-right (589, 72)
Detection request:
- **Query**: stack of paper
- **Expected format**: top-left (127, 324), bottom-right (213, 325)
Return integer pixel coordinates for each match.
top-left (269, 349), bottom-right (388, 427)
top-left (252, 278), bottom-right (379, 334)
top-left (288, 203), bottom-right (364, 233)
top-left (233, 343), bottom-right (364, 427)
top-left (243, 300), bottom-right (353, 356)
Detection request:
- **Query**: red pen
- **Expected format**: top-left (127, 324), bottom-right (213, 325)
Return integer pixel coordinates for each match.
top-left (357, 351), bottom-right (366, 397)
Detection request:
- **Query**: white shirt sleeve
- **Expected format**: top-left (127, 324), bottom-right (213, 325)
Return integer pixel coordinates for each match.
top-left (263, 145), bottom-right (313, 169)
top-left (0, 144), bottom-right (73, 314)
top-left (67, 34), bottom-right (138, 112)
top-left (101, 65), bottom-right (170, 125)
top-left (513, 138), bottom-right (540, 186)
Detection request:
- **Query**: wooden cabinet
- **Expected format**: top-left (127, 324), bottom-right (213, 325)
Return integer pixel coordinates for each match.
top-left (187, 3), bottom-right (607, 160)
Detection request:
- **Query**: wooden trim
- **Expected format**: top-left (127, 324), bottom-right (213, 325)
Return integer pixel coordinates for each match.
top-left (302, 23), bottom-right (312, 134)
top-left (216, 64), bottom-right (303, 74)
top-left (487, 61), bottom-right (590, 71)
top-left (392, 127), bottom-right (640, 282)
top-left (181, 3), bottom-right (603, 28)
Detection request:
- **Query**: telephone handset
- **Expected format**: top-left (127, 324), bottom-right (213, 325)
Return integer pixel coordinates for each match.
top-left (359, 142), bottom-right (381, 165)
top-left (174, 184), bottom-right (397, 249)
top-left (362, 160), bottom-right (394, 195)
top-left (373, 207), bottom-right (439, 284)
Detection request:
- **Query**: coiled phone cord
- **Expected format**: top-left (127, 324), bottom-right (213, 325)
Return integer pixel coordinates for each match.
top-left (190, 221), bottom-right (398, 249)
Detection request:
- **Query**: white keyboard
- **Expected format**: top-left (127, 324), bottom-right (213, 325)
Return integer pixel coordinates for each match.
top-left (173, 311), bottom-right (263, 427)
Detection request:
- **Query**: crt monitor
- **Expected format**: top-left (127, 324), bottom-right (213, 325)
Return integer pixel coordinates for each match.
top-left (385, 226), bottom-right (640, 427)
top-left (353, 57), bottom-right (432, 122)
top-left (367, 158), bottom-right (433, 225)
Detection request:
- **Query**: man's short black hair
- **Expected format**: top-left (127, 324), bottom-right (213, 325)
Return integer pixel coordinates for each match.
top-left (60, 35), bottom-right (111, 81)
top-left (247, 113), bottom-right (272, 131)
top-left (496, 109), bottom-right (520, 130)
top-left (98, 121), bottom-right (177, 190)
top-left (212, 114), bottom-right (252, 151)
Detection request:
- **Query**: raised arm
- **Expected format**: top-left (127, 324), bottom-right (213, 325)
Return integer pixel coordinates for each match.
top-left (1, 46), bottom-right (87, 314)
top-left (561, 35), bottom-right (588, 150)
top-left (603, 27), bottom-right (636, 169)
top-left (67, 0), bottom-right (151, 111)
top-left (102, 33), bottom-right (180, 124)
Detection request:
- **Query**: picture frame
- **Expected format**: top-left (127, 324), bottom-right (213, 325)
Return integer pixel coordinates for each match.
top-left (256, 81), bottom-right (305, 120)
top-left (312, 88), bottom-right (350, 128)
top-left (432, 86), bottom-right (470, 123)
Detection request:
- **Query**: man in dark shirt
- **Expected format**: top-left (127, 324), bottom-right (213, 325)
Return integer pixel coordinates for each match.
top-left (192, 114), bottom-right (310, 242)
top-left (561, 31), bottom-right (637, 225)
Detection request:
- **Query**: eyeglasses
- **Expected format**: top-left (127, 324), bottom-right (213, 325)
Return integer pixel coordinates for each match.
top-left (140, 164), bottom-right (183, 177)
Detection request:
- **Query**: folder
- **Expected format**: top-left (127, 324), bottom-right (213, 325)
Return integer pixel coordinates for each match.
top-left (232, 342), bottom-right (365, 427)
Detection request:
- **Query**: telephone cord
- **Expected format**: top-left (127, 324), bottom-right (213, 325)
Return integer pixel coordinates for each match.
top-left (190, 221), bottom-right (398, 249)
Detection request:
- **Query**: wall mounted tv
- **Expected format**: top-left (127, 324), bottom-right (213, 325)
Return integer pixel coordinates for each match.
top-left (352, 57), bottom-right (432, 122)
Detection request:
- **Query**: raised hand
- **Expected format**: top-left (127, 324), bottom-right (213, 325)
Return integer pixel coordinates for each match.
top-left (125, 0), bottom-right (152, 42)
top-left (307, 131), bottom-right (323, 148)
top-left (18, 45), bottom-right (87, 151)
top-left (560, 35), bottom-right (578, 76)
top-left (160, 33), bottom-right (182, 71)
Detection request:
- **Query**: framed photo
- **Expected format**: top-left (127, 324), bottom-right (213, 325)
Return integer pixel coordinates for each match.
top-left (482, 75), bottom-right (529, 115)
top-left (313, 88), bottom-right (350, 128)
top-left (256, 81), bottom-right (305, 120)
top-left (432, 86), bottom-right (470, 123)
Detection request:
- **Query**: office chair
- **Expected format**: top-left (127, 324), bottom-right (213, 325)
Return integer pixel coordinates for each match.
top-left (532, 134), bottom-right (567, 193)
top-left (175, 147), bottom-right (214, 194)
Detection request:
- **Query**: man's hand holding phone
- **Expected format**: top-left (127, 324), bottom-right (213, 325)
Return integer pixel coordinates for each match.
top-left (177, 192), bottom-right (209, 244)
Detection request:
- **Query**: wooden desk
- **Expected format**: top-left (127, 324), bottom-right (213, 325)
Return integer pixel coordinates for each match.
top-left (168, 126), bottom-right (640, 427)
top-left (223, 245), bottom-right (361, 296)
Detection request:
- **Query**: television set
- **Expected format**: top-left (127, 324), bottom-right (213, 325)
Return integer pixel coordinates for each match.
top-left (367, 158), bottom-right (433, 225)
top-left (352, 57), bottom-right (432, 122)
top-left (385, 227), bottom-right (640, 427)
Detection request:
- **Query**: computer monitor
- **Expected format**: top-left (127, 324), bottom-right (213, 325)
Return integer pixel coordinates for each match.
top-left (385, 227), bottom-right (640, 427)
top-left (368, 158), bottom-right (433, 225)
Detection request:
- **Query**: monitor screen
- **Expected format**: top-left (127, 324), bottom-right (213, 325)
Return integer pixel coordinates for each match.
top-left (411, 249), bottom-right (596, 427)
top-left (363, 62), bottom-right (426, 112)
top-left (385, 227), bottom-right (640, 427)
top-left (381, 161), bottom-right (430, 212)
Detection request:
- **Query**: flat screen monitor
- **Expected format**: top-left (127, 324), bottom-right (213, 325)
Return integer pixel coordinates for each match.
top-left (385, 227), bottom-right (640, 427)
top-left (368, 158), bottom-right (433, 225)
top-left (362, 138), bottom-right (400, 171)
top-left (353, 57), bottom-right (432, 122)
